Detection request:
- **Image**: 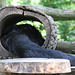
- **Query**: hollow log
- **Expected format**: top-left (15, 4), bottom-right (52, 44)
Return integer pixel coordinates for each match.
top-left (0, 5), bottom-right (57, 58)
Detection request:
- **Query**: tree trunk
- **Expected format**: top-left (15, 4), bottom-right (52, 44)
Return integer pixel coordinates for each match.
top-left (27, 5), bottom-right (75, 21)
top-left (56, 41), bottom-right (75, 54)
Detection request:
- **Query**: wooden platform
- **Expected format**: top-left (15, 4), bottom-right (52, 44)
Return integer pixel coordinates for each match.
top-left (0, 58), bottom-right (71, 74)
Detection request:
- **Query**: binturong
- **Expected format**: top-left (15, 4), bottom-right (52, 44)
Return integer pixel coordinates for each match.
top-left (1, 24), bottom-right (75, 66)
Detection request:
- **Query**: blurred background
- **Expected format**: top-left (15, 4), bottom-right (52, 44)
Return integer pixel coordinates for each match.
top-left (0, 0), bottom-right (75, 41)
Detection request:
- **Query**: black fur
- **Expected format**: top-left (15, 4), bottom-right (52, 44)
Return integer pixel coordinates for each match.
top-left (1, 24), bottom-right (75, 66)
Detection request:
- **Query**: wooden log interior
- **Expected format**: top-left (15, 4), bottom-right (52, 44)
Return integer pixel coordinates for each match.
top-left (0, 58), bottom-right (71, 74)
top-left (0, 5), bottom-right (57, 58)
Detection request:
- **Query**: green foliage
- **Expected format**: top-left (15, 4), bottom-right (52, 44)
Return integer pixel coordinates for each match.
top-left (3, 0), bottom-right (75, 41)
top-left (17, 0), bottom-right (40, 5)
top-left (17, 0), bottom-right (31, 5)
top-left (7, 0), bottom-right (13, 5)
top-left (39, 0), bottom-right (72, 9)
top-left (17, 21), bottom-right (46, 38)
top-left (39, 0), bottom-right (75, 41)
top-left (56, 21), bottom-right (75, 41)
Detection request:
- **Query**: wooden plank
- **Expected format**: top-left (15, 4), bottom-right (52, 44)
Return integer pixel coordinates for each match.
top-left (0, 58), bottom-right (71, 74)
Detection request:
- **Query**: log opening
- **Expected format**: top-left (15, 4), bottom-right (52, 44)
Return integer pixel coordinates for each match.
top-left (0, 5), bottom-right (57, 58)
top-left (0, 14), bottom-right (42, 36)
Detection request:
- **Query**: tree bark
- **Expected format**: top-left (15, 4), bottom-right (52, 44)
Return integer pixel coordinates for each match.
top-left (56, 41), bottom-right (75, 54)
top-left (27, 5), bottom-right (75, 21)
top-left (1, 5), bottom-right (75, 21)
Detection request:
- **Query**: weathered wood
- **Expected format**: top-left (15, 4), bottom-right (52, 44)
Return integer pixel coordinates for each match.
top-left (56, 41), bottom-right (75, 54)
top-left (0, 5), bottom-right (57, 58)
top-left (0, 58), bottom-right (71, 74)
top-left (26, 5), bottom-right (75, 21)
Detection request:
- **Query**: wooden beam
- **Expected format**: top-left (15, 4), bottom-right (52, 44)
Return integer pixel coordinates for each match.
top-left (27, 5), bottom-right (75, 21)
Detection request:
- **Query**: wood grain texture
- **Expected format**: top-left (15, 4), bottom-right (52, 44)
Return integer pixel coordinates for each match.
top-left (0, 58), bottom-right (71, 74)
top-left (26, 5), bottom-right (75, 21)
top-left (0, 5), bottom-right (57, 58)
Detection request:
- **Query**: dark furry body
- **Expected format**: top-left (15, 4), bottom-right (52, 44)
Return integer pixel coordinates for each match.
top-left (1, 24), bottom-right (75, 66)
